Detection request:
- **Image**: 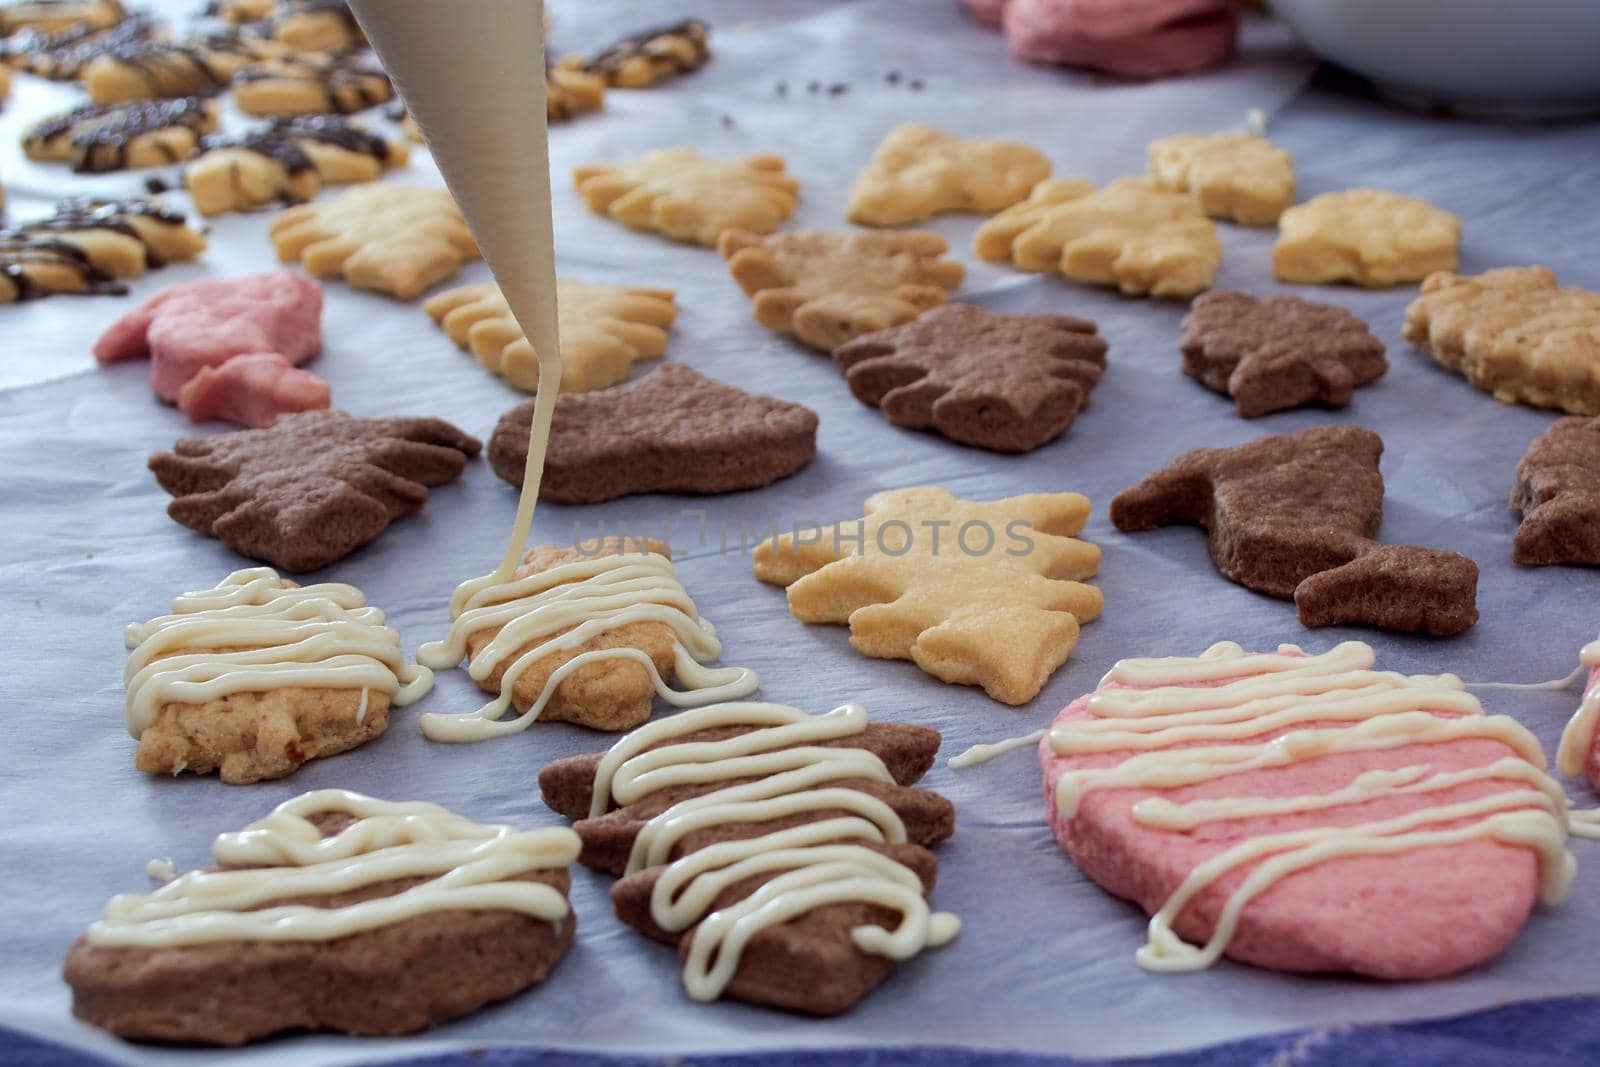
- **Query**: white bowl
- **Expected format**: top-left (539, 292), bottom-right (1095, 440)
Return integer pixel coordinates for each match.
top-left (1271, 0), bottom-right (1600, 112)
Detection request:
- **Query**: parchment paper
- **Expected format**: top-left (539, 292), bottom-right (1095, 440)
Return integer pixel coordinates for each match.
top-left (3, 2), bottom-right (1599, 1065)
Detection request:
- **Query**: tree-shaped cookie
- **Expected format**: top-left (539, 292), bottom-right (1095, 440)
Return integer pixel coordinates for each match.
top-left (719, 229), bottom-right (965, 352)
top-left (1179, 291), bottom-right (1387, 417)
top-left (1111, 425), bottom-right (1478, 635)
top-left (573, 148), bottom-right (799, 247)
top-left (1511, 415), bottom-right (1600, 566)
top-left (1403, 266), bottom-right (1600, 416)
top-left (753, 486), bottom-right (1102, 704)
top-left (833, 303), bottom-right (1107, 452)
top-left (1273, 189), bottom-right (1459, 287)
top-left (424, 278), bottom-right (675, 393)
top-left (269, 184), bottom-right (480, 300)
top-left (148, 411), bottom-right (481, 571)
top-left (974, 177), bottom-right (1220, 299)
top-left (847, 123), bottom-right (1051, 226)
top-left (1147, 132), bottom-right (1295, 226)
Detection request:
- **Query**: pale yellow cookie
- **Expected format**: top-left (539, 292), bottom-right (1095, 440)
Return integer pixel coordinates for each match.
top-left (719, 229), bottom-right (965, 351)
top-left (233, 52), bottom-right (392, 117)
top-left (0, 65), bottom-right (10, 107)
top-left (1273, 189), bottom-right (1460, 287)
top-left (272, 2), bottom-right (362, 52)
top-left (1403, 266), bottom-right (1600, 416)
top-left (0, 0), bottom-right (123, 36)
top-left (23, 98), bottom-right (220, 173)
top-left (547, 62), bottom-right (605, 121)
top-left (1147, 131), bottom-right (1294, 226)
top-left (847, 123), bottom-right (1051, 226)
top-left (424, 279), bottom-right (675, 393)
top-left (753, 486), bottom-right (1102, 705)
top-left (1, 200), bottom-right (206, 302)
top-left (974, 177), bottom-right (1220, 299)
top-left (213, 0), bottom-right (273, 25)
top-left (573, 148), bottom-right (799, 247)
top-left (269, 184), bottom-right (479, 300)
top-left (184, 119), bottom-right (409, 217)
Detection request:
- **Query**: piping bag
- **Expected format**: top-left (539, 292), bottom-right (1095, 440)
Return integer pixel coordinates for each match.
top-left (348, 0), bottom-right (560, 576)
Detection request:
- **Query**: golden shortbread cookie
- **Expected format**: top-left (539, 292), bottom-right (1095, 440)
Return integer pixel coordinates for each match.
top-left (1273, 188), bottom-right (1460, 287)
top-left (974, 177), bottom-right (1220, 299)
top-left (23, 98), bottom-right (219, 173)
top-left (547, 62), bottom-right (606, 120)
top-left (1147, 131), bottom-right (1294, 226)
top-left (847, 123), bottom-right (1051, 226)
top-left (719, 228), bottom-right (964, 351)
top-left (185, 117), bottom-right (408, 217)
top-left (269, 184), bottom-right (480, 300)
top-left (466, 540), bottom-right (680, 732)
top-left (578, 18), bottom-right (710, 88)
top-left (574, 148), bottom-right (799, 247)
top-left (1403, 266), bottom-right (1600, 416)
top-left (0, 0), bottom-right (123, 36)
top-left (1, 199), bottom-right (205, 302)
top-left (753, 486), bottom-right (1102, 705)
top-left (424, 278), bottom-right (676, 393)
top-left (233, 52), bottom-right (392, 117)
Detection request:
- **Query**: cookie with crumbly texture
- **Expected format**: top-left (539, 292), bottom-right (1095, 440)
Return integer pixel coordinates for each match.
top-left (22, 97), bottom-right (218, 173)
top-left (489, 363), bottom-right (818, 503)
top-left (425, 278), bottom-right (674, 393)
top-left (270, 184), bottom-right (479, 299)
top-left (847, 124), bottom-right (1051, 226)
top-left (1111, 424), bottom-right (1479, 635)
top-left (64, 810), bottom-right (574, 1045)
top-left (233, 50), bottom-right (391, 117)
top-left (1179, 290), bottom-right (1387, 417)
top-left (834, 303), bottom-right (1106, 453)
top-left (1147, 131), bottom-right (1294, 226)
top-left (974, 177), bottom-right (1220, 299)
top-left (1403, 266), bottom-right (1600, 416)
top-left (574, 148), bottom-right (799, 247)
top-left (720, 228), bottom-right (965, 351)
top-left (1510, 416), bottom-right (1600, 566)
top-left (579, 18), bottom-right (709, 88)
top-left (1273, 189), bottom-right (1460, 287)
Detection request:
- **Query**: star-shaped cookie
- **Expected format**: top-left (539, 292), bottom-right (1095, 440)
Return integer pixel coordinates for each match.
top-left (148, 410), bottom-right (481, 572)
top-left (1147, 131), bottom-right (1294, 226)
top-left (269, 184), bottom-right (480, 300)
top-left (833, 303), bottom-right (1107, 452)
top-left (573, 148), bottom-right (799, 247)
top-left (1273, 189), bottom-right (1460, 287)
top-left (1403, 266), bottom-right (1600, 416)
top-left (1510, 416), bottom-right (1600, 566)
top-left (753, 486), bottom-right (1102, 704)
top-left (974, 177), bottom-right (1220, 299)
top-left (1179, 291), bottom-right (1387, 417)
top-left (847, 123), bottom-right (1051, 226)
top-left (719, 229), bottom-right (965, 352)
top-left (424, 278), bottom-right (675, 393)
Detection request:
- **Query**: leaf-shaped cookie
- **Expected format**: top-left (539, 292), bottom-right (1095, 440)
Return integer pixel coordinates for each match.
top-left (833, 303), bottom-right (1107, 453)
top-left (1147, 131), bottom-right (1295, 226)
top-left (424, 278), bottom-right (675, 393)
top-left (753, 486), bottom-right (1102, 704)
top-left (847, 123), bottom-right (1051, 226)
top-left (1510, 415), bottom-right (1600, 566)
top-left (1273, 189), bottom-right (1459, 287)
top-left (573, 148), bottom-right (798, 246)
top-left (719, 229), bottom-right (964, 352)
top-left (974, 177), bottom-right (1220, 299)
top-left (148, 410), bottom-right (481, 571)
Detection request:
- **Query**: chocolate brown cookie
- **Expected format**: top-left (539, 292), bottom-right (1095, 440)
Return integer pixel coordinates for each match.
top-left (1179, 290), bottom-right (1387, 417)
top-left (832, 302), bottom-right (1107, 453)
top-left (149, 410), bottom-right (480, 572)
top-left (1111, 425), bottom-right (1478, 635)
top-left (1510, 415), bottom-right (1600, 566)
top-left (489, 363), bottom-right (818, 504)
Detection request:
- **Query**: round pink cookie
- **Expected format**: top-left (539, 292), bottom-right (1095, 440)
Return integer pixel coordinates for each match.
top-left (1004, 0), bottom-right (1239, 78)
top-left (962, 0), bottom-right (1009, 28)
top-left (1039, 662), bottom-right (1543, 979)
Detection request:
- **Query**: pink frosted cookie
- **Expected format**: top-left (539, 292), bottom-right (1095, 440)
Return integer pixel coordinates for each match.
top-left (1003, 0), bottom-right (1238, 78)
top-left (176, 352), bottom-right (331, 429)
top-left (1039, 640), bottom-right (1571, 978)
top-left (1556, 646), bottom-right (1600, 792)
top-left (94, 271), bottom-right (327, 427)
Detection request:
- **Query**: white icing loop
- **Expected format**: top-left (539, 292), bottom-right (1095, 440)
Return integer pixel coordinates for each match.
top-left (87, 790), bottom-right (580, 948)
top-left (1050, 640), bottom-right (1575, 974)
top-left (591, 701), bottom-right (958, 1001)
top-left (123, 568), bottom-right (434, 739)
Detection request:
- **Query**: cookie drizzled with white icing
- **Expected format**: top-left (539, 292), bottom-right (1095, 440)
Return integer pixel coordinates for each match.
top-left (1555, 637), bottom-right (1600, 839)
top-left (123, 567), bottom-right (434, 739)
top-left (586, 701), bottom-right (959, 1003)
top-left (86, 790), bottom-right (579, 947)
top-left (1048, 640), bottom-right (1574, 973)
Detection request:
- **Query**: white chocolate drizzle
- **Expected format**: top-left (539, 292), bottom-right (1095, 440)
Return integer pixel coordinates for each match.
top-left (1047, 640), bottom-right (1575, 973)
top-left (589, 701), bottom-right (959, 1001)
top-left (87, 789), bottom-right (580, 947)
top-left (123, 568), bottom-right (434, 739)
top-left (1555, 639), bottom-right (1600, 840)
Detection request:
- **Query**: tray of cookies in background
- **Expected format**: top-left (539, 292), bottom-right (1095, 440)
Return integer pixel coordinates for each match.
top-left (2, 0), bottom-right (1599, 1063)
